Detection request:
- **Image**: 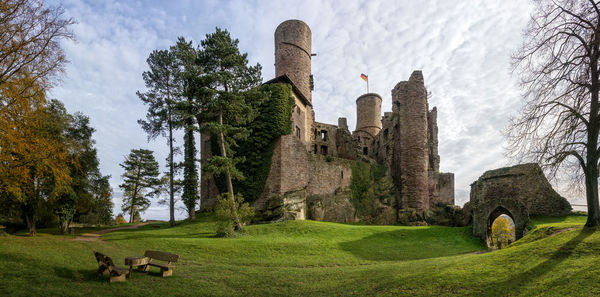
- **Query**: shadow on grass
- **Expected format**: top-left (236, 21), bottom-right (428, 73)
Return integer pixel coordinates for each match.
top-left (489, 228), bottom-right (594, 296)
top-left (0, 252), bottom-right (99, 282)
top-left (338, 227), bottom-right (485, 261)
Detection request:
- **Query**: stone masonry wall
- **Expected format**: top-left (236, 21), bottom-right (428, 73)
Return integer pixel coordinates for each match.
top-left (392, 71), bottom-right (430, 211)
top-left (469, 163), bottom-right (571, 216)
top-left (427, 107), bottom-right (440, 172)
top-left (437, 173), bottom-right (455, 205)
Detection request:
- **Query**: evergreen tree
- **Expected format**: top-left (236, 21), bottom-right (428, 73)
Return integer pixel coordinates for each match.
top-left (137, 50), bottom-right (182, 227)
top-left (172, 38), bottom-right (201, 221)
top-left (119, 149), bottom-right (161, 223)
top-left (195, 28), bottom-right (262, 231)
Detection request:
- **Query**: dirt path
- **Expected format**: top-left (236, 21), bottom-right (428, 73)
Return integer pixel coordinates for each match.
top-left (73, 223), bottom-right (149, 242)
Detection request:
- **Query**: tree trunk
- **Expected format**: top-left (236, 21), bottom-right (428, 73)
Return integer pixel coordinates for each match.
top-left (189, 207), bottom-right (196, 222)
top-left (218, 107), bottom-right (243, 231)
top-left (585, 60), bottom-right (600, 227)
top-left (168, 107), bottom-right (175, 227)
top-left (25, 213), bottom-right (36, 236)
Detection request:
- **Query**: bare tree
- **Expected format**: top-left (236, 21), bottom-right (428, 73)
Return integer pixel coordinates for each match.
top-left (0, 0), bottom-right (75, 91)
top-left (509, 0), bottom-right (600, 227)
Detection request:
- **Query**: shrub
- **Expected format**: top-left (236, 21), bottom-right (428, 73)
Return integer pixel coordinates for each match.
top-left (115, 214), bottom-right (127, 225)
top-left (215, 193), bottom-right (255, 237)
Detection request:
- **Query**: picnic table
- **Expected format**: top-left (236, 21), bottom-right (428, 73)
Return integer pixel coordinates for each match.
top-left (124, 256), bottom-right (149, 278)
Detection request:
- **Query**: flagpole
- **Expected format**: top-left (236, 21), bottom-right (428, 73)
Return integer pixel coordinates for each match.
top-left (367, 79), bottom-right (369, 93)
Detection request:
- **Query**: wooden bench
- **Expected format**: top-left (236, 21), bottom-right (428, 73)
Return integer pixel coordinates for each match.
top-left (93, 251), bottom-right (130, 282)
top-left (143, 250), bottom-right (179, 277)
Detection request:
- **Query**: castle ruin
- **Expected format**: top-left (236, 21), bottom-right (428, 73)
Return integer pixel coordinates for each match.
top-left (201, 19), bottom-right (455, 223)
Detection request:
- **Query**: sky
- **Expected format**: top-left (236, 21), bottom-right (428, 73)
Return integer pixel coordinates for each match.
top-left (46, 0), bottom-right (587, 221)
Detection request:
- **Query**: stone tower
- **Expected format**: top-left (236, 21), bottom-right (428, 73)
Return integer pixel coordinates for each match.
top-left (274, 20), bottom-right (313, 103)
top-left (392, 71), bottom-right (430, 211)
top-left (353, 93), bottom-right (382, 155)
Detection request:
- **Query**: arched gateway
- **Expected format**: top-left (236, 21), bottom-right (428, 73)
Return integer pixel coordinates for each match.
top-left (472, 198), bottom-right (529, 242)
top-left (467, 163), bottom-right (572, 243)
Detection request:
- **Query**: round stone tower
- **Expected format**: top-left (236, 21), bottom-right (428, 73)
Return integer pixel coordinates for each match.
top-left (275, 20), bottom-right (312, 103)
top-left (354, 93), bottom-right (382, 136)
top-left (353, 93), bottom-right (382, 156)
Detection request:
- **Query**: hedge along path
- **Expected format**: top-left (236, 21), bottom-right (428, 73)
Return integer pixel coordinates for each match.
top-left (72, 223), bottom-right (149, 242)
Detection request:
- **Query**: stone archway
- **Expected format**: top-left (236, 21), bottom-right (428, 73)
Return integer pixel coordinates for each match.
top-left (486, 206), bottom-right (516, 247)
top-left (472, 198), bottom-right (529, 242)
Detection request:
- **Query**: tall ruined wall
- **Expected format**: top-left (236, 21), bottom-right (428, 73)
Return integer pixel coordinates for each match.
top-left (257, 133), bottom-right (356, 222)
top-left (312, 122), bottom-right (339, 157)
top-left (391, 71), bottom-right (430, 211)
top-left (427, 107), bottom-right (440, 172)
top-left (305, 156), bottom-right (354, 223)
top-left (275, 20), bottom-right (312, 103)
top-left (437, 173), bottom-right (455, 205)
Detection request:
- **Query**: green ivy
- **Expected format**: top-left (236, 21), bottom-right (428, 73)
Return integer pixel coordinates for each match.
top-left (210, 83), bottom-right (294, 202)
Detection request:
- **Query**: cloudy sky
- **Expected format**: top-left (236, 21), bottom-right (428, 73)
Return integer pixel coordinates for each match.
top-left (45, 0), bottom-right (586, 220)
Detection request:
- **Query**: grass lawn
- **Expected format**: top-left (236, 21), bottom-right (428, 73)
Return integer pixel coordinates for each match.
top-left (1, 214), bottom-right (599, 296)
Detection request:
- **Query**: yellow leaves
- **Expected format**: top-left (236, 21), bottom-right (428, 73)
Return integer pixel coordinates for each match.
top-left (115, 215), bottom-right (127, 225)
top-left (0, 80), bottom-right (71, 202)
top-left (491, 215), bottom-right (515, 249)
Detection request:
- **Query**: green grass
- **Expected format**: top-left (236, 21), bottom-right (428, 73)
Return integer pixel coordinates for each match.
top-left (12, 223), bottom-right (138, 237)
top-left (1, 214), bottom-right (599, 296)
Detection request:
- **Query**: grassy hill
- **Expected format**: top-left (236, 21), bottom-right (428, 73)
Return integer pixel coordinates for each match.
top-left (1, 214), bottom-right (598, 296)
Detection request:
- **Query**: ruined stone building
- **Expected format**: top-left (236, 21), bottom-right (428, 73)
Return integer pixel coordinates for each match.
top-left (201, 19), bottom-right (455, 223)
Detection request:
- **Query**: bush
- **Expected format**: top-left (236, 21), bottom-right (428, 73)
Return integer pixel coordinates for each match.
top-left (215, 193), bottom-right (255, 237)
top-left (115, 214), bottom-right (127, 225)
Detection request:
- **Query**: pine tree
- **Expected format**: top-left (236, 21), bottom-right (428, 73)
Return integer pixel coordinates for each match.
top-left (119, 149), bottom-right (161, 223)
top-left (195, 28), bottom-right (262, 231)
top-left (137, 50), bottom-right (181, 227)
top-left (172, 38), bottom-right (201, 221)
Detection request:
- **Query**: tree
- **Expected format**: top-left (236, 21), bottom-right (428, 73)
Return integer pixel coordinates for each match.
top-left (137, 50), bottom-right (182, 227)
top-left (115, 213), bottom-right (127, 225)
top-left (0, 0), bottom-right (74, 92)
top-left (119, 149), bottom-right (161, 223)
top-left (172, 38), bottom-right (201, 221)
top-left (509, 0), bottom-right (600, 227)
top-left (0, 98), bottom-right (72, 235)
top-left (48, 102), bottom-right (112, 233)
top-left (0, 0), bottom-right (74, 235)
top-left (195, 28), bottom-right (262, 231)
top-left (491, 216), bottom-right (515, 249)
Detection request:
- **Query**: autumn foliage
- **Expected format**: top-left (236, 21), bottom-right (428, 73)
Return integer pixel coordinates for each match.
top-left (491, 216), bottom-right (515, 249)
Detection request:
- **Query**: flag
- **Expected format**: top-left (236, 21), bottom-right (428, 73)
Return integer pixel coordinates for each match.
top-left (360, 73), bottom-right (368, 82)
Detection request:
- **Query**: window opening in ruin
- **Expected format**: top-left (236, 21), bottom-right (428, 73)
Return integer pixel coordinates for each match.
top-left (341, 170), bottom-right (344, 178)
top-left (321, 130), bottom-right (328, 141)
top-left (313, 144), bottom-right (318, 154)
top-left (386, 145), bottom-right (389, 152)
top-left (488, 214), bottom-right (516, 249)
top-left (363, 147), bottom-right (368, 155)
top-left (295, 126), bottom-right (301, 139)
top-left (384, 128), bottom-right (389, 140)
top-left (314, 128), bottom-right (318, 139)
top-left (357, 136), bottom-right (361, 142)
top-left (320, 145), bottom-right (328, 155)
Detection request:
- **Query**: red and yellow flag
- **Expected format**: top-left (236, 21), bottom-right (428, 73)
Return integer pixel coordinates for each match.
top-left (360, 73), bottom-right (368, 81)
